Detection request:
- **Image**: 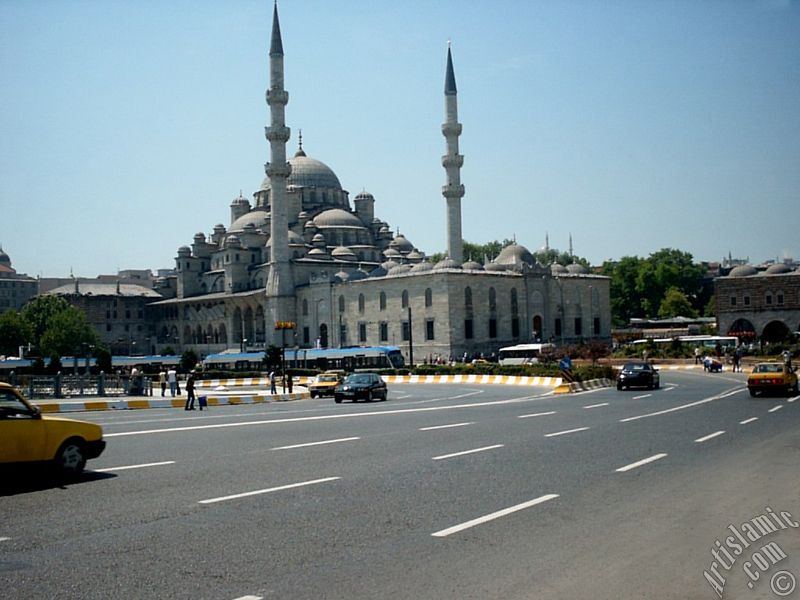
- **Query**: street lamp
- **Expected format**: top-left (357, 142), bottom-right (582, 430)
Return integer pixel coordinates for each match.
top-left (315, 299), bottom-right (325, 348)
top-left (554, 276), bottom-right (565, 346)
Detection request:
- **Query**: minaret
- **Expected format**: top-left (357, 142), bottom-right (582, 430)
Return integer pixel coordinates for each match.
top-left (441, 43), bottom-right (465, 264)
top-left (264, 2), bottom-right (295, 337)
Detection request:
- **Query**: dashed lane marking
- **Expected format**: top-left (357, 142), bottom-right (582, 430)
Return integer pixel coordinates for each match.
top-left (431, 494), bottom-right (559, 538)
top-left (544, 427), bottom-right (590, 438)
top-left (616, 453), bottom-right (668, 472)
top-left (768, 405), bottom-right (784, 413)
top-left (632, 394), bottom-right (652, 400)
top-left (271, 437), bottom-right (360, 450)
top-left (695, 430), bottom-right (726, 443)
top-left (419, 422), bottom-right (474, 431)
top-left (583, 402), bottom-right (609, 409)
top-left (94, 461), bottom-right (176, 472)
top-left (740, 417), bottom-right (759, 425)
top-left (518, 411), bottom-right (556, 419)
top-left (198, 477), bottom-right (341, 505)
top-left (432, 444), bottom-right (504, 461)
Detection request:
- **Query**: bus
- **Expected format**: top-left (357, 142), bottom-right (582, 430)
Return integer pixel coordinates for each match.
top-left (631, 336), bottom-right (738, 350)
top-left (203, 346), bottom-right (405, 372)
top-left (498, 343), bottom-right (556, 366)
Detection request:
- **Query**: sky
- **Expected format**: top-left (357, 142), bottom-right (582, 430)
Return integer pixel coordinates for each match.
top-left (1, 0), bottom-right (798, 278)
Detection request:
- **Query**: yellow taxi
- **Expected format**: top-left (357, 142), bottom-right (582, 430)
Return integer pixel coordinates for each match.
top-left (747, 363), bottom-right (798, 397)
top-left (307, 372), bottom-right (343, 398)
top-left (0, 382), bottom-right (106, 474)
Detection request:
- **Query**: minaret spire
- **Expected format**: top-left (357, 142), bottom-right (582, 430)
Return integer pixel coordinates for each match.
top-left (264, 1), bottom-right (295, 341)
top-left (441, 43), bottom-right (465, 263)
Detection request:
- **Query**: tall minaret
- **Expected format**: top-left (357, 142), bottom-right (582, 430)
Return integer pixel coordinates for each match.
top-left (441, 43), bottom-right (465, 264)
top-left (264, 2), bottom-right (295, 337)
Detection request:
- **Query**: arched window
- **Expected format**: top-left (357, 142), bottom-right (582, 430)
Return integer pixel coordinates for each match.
top-left (489, 287), bottom-right (497, 312)
top-left (464, 286), bottom-right (473, 310)
top-left (425, 288), bottom-right (433, 307)
top-left (379, 291), bottom-right (387, 311)
top-left (339, 295), bottom-right (346, 313)
top-left (510, 288), bottom-right (518, 315)
top-left (358, 293), bottom-right (365, 314)
top-left (402, 290), bottom-right (409, 309)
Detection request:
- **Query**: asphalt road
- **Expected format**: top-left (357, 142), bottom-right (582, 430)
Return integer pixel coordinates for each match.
top-left (3, 369), bottom-right (800, 600)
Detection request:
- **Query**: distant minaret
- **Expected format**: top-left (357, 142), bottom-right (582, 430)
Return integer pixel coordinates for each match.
top-left (264, 2), bottom-right (295, 335)
top-left (569, 233), bottom-right (573, 259)
top-left (441, 43), bottom-right (465, 263)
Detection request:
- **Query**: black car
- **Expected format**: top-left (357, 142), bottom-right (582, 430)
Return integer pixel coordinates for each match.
top-left (334, 373), bottom-right (388, 403)
top-left (616, 361), bottom-right (660, 390)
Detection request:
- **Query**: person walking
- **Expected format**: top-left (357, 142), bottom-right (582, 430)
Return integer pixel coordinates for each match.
top-left (270, 370), bottom-right (277, 394)
top-left (287, 372), bottom-right (293, 394)
top-left (159, 370), bottom-right (167, 396)
top-left (185, 371), bottom-right (196, 410)
top-left (167, 367), bottom-right (177, 397)
top-left (694, 346), bottom-right (701, 365)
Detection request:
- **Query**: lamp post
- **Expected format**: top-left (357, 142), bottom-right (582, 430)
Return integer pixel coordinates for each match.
top-left (315, 299), bottom-right (325, 348)
top-left (554, 276), bottom-right (565, 346)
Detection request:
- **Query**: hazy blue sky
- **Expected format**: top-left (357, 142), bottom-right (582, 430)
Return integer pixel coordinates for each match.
top-left (1, 0), bottom-right (798, 278)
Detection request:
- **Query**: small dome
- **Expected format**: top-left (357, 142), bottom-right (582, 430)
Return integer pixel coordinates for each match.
top-left (225, 235), bottom-right (242, 249)
top-left (334, 270), bottom-right (350, 282)
top-left (288, 231), bottom-right (305, 245)
top-left (379, 225), bottom-right (391, 234)
top-left (304, 220), bottom-right (318, 230)
top-left (551, 263), bottom-right (568, 274)
top-left (410, 261), bottom-right (433, 273)
top-left (332, 246), bottom-right (357, 261)
top-left (381, 259), bottom-right (400, 271)
top-left (354, 191), bottom-right (375, 201)
top-left (307, 248), bottom-right (329, 258)
top-left (383, 248), bottom-right (402, 259)
top-left (496, 243), bottom-right (534, 266)
top-left (370, 265), bottom-right (388, 277)
top-left (177, 246), bottom-right (191, 257)
top-left (484, 261), bottom-right (506, 272)
top-left (193, 232), bottom-right (206, 241)
top-left (765, 263), bottom-right (791, 274)
top-left (313, 208), bottom-right (365, 228)
top-left (229, 209), bottom-right (269, 233)
top-left (729, 265), bottom-right (758, 277)
top-left (298, 211), bottom-right (309, 220)
top-left (311, 233), bottom-right (326, 245)
top-left (566, 262), bottom-right (588, 274)
top-left (389, 234), bottom-right (414, 254)
top-left (406, 249), bottom-right (424, 263)
top-left (462, 259), bottom-right (484, 271)
top-left (348, 268), bottom-right (369, 281)
top-left (213, 224), bottom-right (226, 233)
top-left (231, 192), bottom-right (249, 206)
top-left (434, 258), bottom-right (462, 271)
top-left (388, 264), bottom-right (412, 276)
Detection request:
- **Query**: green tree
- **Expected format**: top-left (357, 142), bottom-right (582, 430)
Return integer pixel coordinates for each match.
top-left (658, 287), bottom-right (699, 318)
top-left (21, 295), bottom-right (72, 353)
top-left (181, 349), bottom-right (199, 372)
top-left (263, 345), bottom-right (282, 370)
top-left (0, 310), bottom-right (33, 356)
top-left (39, 305), bottom-right (99, 357)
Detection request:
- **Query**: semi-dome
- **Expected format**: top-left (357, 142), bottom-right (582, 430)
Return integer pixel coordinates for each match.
top-left (229, 209), bottom-right (269, 233)
top-left (370, 265), bottom-right (388, 278)
top-left (410, 261), bottom-right (433, 273)
top-left (388, 264), bottom-right (412, 276)
top-left (331, 246), bottom-right (357, 261)
top-left (551, 263), bottom-right (568, 274)
top-left (313, 208), bottom-right (365, 228)
top-left (495, 243), bottom-right (534, 266)
top-left (434, 258), bottom-right (462, 271)
top-left (765, 263), bottom-right (791, 274)
top-left (729, 265), bottom-right (758, 277)
top-left (566, 262), bottom-right (588, 274)
top-left (260, 154), bottom-right (342, 192)
top-left (484, 261), bottom-right (506, 272)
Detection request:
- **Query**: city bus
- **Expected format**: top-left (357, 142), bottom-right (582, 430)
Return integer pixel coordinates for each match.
top-left (498, 343), bottom-right (556, 366)
top-left (203, 345), bottom-right (405, 372)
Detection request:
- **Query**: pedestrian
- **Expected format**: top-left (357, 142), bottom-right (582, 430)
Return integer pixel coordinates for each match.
top-left (783, 349), bottom-right (792, 370)
top-left (735, 346), bottom-right (743, 372)
top-left (167, 367), bottom-right (177, 397)
top-left (732, 349), bottom-right (739, 373)
top-left (694, 346), bottom-right (701, 365)
top-left (176, 373), bottom-right (182, 395)
top-left (287, 372), bottom-right (293, 394)
top-left (185, 371), bottom-right (196, 410)
top-left (159, 370), bottom-right (167, 396)
top-left (270, 370), bottom-right (277, 394)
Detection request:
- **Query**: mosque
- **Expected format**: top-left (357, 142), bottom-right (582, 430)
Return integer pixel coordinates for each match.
top-left (150, 4), bottom-right (611, 362)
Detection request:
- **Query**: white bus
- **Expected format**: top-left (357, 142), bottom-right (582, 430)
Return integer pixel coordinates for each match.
top-left (498, 343), bottom-right (556, 366)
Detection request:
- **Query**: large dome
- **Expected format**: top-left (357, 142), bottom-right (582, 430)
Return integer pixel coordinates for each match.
top-left (496, 243), bottom-right (534, 266)
top-left (229, 209), bottom-right (269, 233)
top-left (729, 265), bottom-right (758, 277)
top-left (313, 208), bottom-right (365, 228)
top-left (260, 154), bottom-right (342, 192)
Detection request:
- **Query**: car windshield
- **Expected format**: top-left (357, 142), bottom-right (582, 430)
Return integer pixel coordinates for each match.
top-left (623, 363), bottom-right (647, 372)
top-left (345, 374), bottom-right (371, 384)
top-left (0, 388), bottom-right (33, 417)
top-left (318, 375), bottom-right (338, 382)
top-left (754, 364), bottom-right (783, 373)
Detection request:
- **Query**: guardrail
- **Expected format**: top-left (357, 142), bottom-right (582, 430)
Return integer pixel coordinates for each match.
top-left (8, 373), bottom-right (154, 399)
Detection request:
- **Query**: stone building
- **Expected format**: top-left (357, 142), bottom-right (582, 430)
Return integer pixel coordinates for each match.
top-left (715, 264), bottom-right (800, 342)
top-left (0, 247), bottom-right (37, 314)
top-left (150, 5), bottom-right (611, 362)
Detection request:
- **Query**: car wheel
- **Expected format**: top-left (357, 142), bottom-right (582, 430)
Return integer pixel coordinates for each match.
top-left (616, 383), bottom-right (622, 391)
top-left (748, 389), bottom-right (757, 397)
top-left (367, 391), bottom-right (373, 402)
top-left (334, 396), bottom-right (342, 404)
top-left (655, 381), bottom-right (660, 390)
top-left (55, 438), bottom-right (87, 475)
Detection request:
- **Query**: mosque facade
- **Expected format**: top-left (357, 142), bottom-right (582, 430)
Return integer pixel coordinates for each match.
top-left (150, 5), bottom-right (611, 362)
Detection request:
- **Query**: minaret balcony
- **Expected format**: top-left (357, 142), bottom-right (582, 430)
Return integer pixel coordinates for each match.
top-left (265, 125), bottom-right (291, 142)
top-left (441, 154), bottom-right (464, 168)
top-left (441, 183), bottom-right (465, 198)
top-left (441, 122), bottom-right (463, 136)
top-left (266, 89), bottom-right (289, 106)
top-left (266, 161), bottom-right (292, 178)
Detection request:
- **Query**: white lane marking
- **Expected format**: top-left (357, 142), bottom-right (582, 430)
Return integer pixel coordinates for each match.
top-left (663, 387), bottom-right (676, 392)
top-left (632, 394), bottom-right (651, 400)
top-left (198, 477), bottom-right (340, 505)
top-left (695, 430), bottom-right (726, 443)
top-left (271, 437), bottom-right (360, 450)
top-left (740, 417), bottom-right (759, 425)
top-left (544, 427), bottom-right (590, 438)
top-left (619, 388), bottom-right (743, 423)
top-left (419, 422), bottom-right (473, 431)
top-left (616, 453), bottom-right (668, 472)
top-left (104, 393), bottom-right (547, 437)
top-left (583, 402), bottom-right (609, 409)
top-left (768, 405), bottom-right (784, 413)
top-left (94, 461), bottom-right (176, 472)
top-left (0, 537), bottom-right (11, 542)
top-left (431, 494), bottom-right (559, 538)
top-left (788, 396), bottom-right (797, 403)
top-left (518, 411), bottom-right (556, 419)
top-left (233, 596), bottom-right (263, 600)
top-left (432, 444), bottom-right (504, 461)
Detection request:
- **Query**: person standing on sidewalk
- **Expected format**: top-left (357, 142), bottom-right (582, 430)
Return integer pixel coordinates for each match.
top-left (167, 367), bottom-right (177, 397)
top-left (185, 371), bottom-right (196, 410)
top-left (159, 370), bottom-right (167, 396)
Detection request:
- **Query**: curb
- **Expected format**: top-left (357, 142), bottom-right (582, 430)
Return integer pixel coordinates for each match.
top-left (34, 392), bottom-right (310, 413)
top-left (553, 378), bottom-right (614, 395)
top-left (382, 374), bottom-right (562, 386)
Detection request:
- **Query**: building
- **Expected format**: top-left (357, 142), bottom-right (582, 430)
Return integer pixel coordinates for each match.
top-left (715, 264), bottom-right (800, 342)
top-left (0, 247), bottom-right (37, 314)
top-left (149, 5), bottom-right (611, 362)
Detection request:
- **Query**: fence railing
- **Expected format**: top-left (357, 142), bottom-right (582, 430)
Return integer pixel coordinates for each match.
top-left (4, 373), bottom-right (153, 399)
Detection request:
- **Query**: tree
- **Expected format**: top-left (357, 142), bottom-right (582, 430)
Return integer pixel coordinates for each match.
top-left (0, 310), bottom-right (33, 356)
top-left (21, 296), bottom-right (72, 353)
top-left (181, 349), bottom-right (199, 372)
top-left (39, 305), bottom-right (99, 358)
top-left (658, 287), bottom-right (699, 318)
top-left (263, 345), bottom-right (282, 371)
